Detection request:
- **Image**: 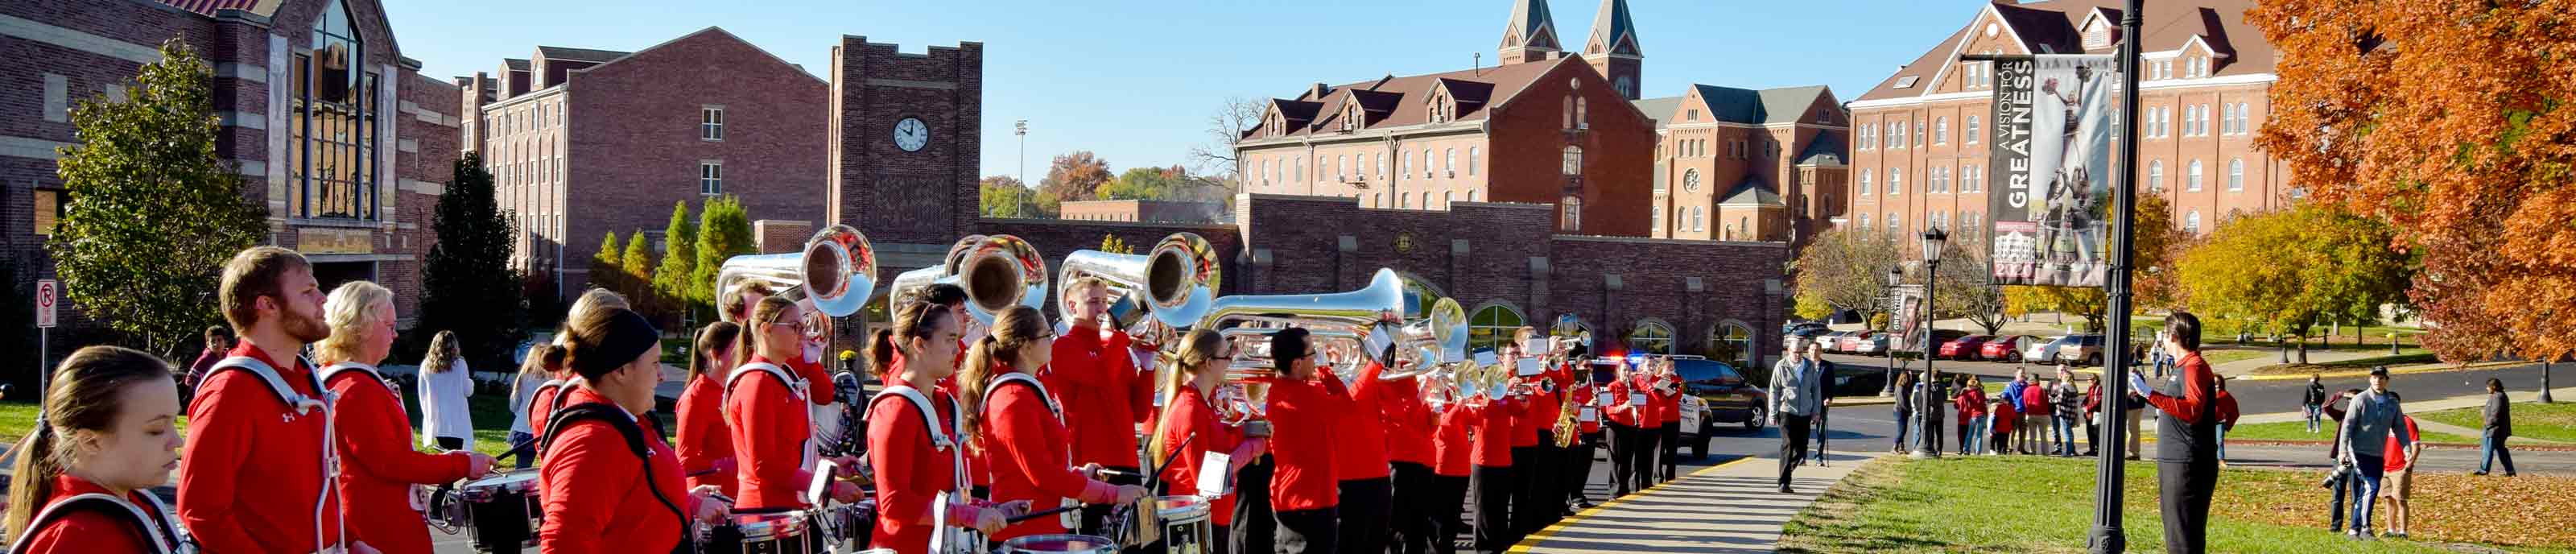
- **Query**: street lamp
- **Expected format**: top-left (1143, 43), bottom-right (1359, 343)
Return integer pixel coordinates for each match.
top-left (1015, 119), bottom-right (1030, 184)
top-left (1884, 266), bottom-right (1905, 397)
top-left (1912, 227), bottom-right (1948, 459)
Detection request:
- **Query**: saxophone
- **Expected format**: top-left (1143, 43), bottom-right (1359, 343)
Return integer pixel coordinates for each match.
top-left (1552, 376), bottom-right (1581, 448)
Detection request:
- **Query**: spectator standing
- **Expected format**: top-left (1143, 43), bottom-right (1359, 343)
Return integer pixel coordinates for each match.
top-left (2380, 411), bottom-right (2421, 538)
top-left (417, 330), bottom-right (475, 451)
top-left (2021, 378), bottom-right (2049, 456)
top-left (2051, 367), bottom-right (2082, 457)
top-left (184, 325), bottom-right (233, 409)
top-left (2322, 387), bottom-right (2363, 533)
top-left (1998, 370), bottom-right (2026, 453)
top-left (1989, 397), bottom-right (2017, 456)
top-left (1955, 375), bottom-right (1986, 456)
top-left (2214, 378), bottom-right (2240, 464)
top-left (1891, 370), bottom-right (1915, 453)
top-left (2082, 377), bottom-right (2103, 457)
top-left (2337, 367), bottom-right (2409, 540)
top-left (2130, 312), bottom-right (2221, 554)
top-left (2476, 378), bottom-right (2516, 477)
top-left (2303, 374), bottom-right (2330, 434)
top-left (505, 345), bottom-right (564, 469)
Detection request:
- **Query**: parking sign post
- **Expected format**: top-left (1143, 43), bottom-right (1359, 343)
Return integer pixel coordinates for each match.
top-left (35, 279), bottom-right (56, 403)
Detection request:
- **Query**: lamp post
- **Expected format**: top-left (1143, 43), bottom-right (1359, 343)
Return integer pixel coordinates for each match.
top-left (1885, 267), bottom-right (1904, 397)
top-left (1911, 228), bottom-right (1948, 460)
top-left (1015, 119), bottom-right (1030, 184)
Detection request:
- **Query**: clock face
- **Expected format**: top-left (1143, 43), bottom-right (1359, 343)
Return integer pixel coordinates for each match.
top-left (894, 118), bottom-right (929, 152)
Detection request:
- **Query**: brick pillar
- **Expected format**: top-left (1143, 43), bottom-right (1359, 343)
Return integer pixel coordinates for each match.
top-left (1336, 235), bottom-right (1360, 291)
top-left (1526, 256), bottom-right (1552, 329)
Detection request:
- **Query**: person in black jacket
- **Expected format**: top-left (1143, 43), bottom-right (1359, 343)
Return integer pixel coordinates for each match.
top-left (2322, 387), bottom-right (2363, 533)
top-left (2303, 374), bottom-right (2329, 434)
top-left (2475, 378), bottom-right (2516, 477)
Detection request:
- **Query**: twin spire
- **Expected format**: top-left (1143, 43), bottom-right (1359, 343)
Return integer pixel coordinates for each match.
top-left (1498, 0), bottom-right (1641, 64)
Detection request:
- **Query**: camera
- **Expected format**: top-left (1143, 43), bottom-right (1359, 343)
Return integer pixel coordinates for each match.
top-left (2320, 461), bottom-right (2355, 490)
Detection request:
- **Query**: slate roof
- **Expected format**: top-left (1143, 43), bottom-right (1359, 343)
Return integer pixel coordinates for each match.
top-left (1248, 58), bottom-right (1570, 140)
top-left (1719, 179), bottom-right (1783, 206)
top-left (536, 46), bottom-right (632, 63)
top-left (1855, 0), bottom-right (2273, 101)
top-left (1795, 130), bottom-right (1848, 167)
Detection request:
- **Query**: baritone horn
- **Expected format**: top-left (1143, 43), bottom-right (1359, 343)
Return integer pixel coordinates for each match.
top-left (715, 224), bottom-right (878, 317)
top-left (1195, 268), bottom-right (1457, 384)
top-left (889, 234), bottom-right (1048, 325)
top-left (1056, 232), bottom-right (1221, 341)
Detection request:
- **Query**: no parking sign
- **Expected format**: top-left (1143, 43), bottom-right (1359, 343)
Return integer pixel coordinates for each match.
top-left (35, 279), bottom-right (55, 329)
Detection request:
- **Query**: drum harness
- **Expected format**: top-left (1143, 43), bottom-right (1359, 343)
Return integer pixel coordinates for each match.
top-left (728, 362), bottom-right (819, 483)
top-left (869, 382), bottom-right (977, 554)
top-left (4, 436), bottom-right (189, 554)
top-left (538, 397), bottom-right (691, 552)
top-left (980, 371), bottom-right (1080, 530)
top-left (317, 362), bottom-right (438, 513)
top-left (204, 355), bottom-right (343, 554)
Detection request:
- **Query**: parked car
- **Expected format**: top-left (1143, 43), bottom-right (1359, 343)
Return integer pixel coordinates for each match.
top-left (1852, 333), bottom-right (1888, 356)
top-left (1811, 357), bottom-right (1891, 398)
top-left (1812, 330), bottom-right (1854, 352)
top-left (1784, 325), bottom-right (1831, 349)
top-left (2025, 335), bottom-right (2077, 365)
top-left (1905, 329), bottom-right (1971, 356)
top-left (1664, 355), bottom-right (1767, 459)
top-left (2054, 333), bottom-right (2107, 366)
top-left (1838, 331), bottom-right (1879, 354)
top-left (1940, 335), bottom-right (1994, 360)
top-left (1981, 335), bottom-right (2033, 362)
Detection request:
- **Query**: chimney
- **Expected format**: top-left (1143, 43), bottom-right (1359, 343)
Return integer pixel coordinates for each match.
top-left (1311, 82), bottom-right (1331, 100)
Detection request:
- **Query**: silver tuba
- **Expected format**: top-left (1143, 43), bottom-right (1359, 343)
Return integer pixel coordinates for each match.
top-left (1055, 232), bottom-right (1221, 343)
top-left (1195, 268), bottom-right (1460, 385)
top-left (889, 234), bottom-right (1048, 326)
top-left (715, 224), bottom-right (878, 317)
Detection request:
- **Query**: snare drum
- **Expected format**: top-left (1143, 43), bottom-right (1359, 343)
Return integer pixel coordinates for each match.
top-left (457, 470), bottom-right (543, 552)
top-left (815, 500), bottom-right (877, 552)
top-left (1152, 496), bottom-right (1213, 554)
top-left (993, 534), bottom-right (1118, 554)
top-left (731, 511), bottom-right (815, 554)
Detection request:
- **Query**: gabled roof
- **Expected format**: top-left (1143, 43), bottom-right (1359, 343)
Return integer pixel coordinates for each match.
top-left (156, 0), bottom-right (263, 16)
top-left (1719, 179), bottom-right (1783, 207)
top-left (503, 58), bottom-right (530, 71)
top-left (1501, 0), bottom-right (1560, 49)
top-left (1244, 57), bottom-right (1571, 140)
top-left (1631, 96), bottom-right (1686, 129)
top-left (1687, 85), bottom-right (1832, 126)
top-left (569, 27), bottom-right (825, 85)
top-left (1583, 0), bottom-right (1642, 57)
top-left (1755, 85), bottom-right (1831, 125)
top-left (1856, 0), bottom-right (2274, 102)
top-left (1794, 131), bottom-right (1847, 167)
top-left (536, 46), bottom-right (631, 63)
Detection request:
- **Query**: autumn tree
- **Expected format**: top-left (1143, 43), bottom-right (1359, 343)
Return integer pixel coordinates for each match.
top-left (621, 230), bottom-right (658, 320)
top-left (1038, 151), bottom-right (1114, 214)
top-left (1996, 193), bottom-right (2186, 332)
top-left (2175, 205), bottom-right (2409, 364)
top-left (980, 176), bottom-right (1039, 218)
top-left (1790, 229), bottom-right (1901, 322)
top-left (590, 232), bottom-right (627, 300)
top-left (2248, 1), bottom-right (2576, 364)
top-left (1937, 243), bottom-right (2009, 334)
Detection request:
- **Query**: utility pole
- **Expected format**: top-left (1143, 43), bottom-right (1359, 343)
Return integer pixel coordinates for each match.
top-left (2088, 1), bottom-right (2146, 552)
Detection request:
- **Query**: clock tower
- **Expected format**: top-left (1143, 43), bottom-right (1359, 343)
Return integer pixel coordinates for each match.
top-left (828, 35), bottom-right (985, 246)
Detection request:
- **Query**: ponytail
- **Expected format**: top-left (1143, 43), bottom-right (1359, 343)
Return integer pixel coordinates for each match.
top-left (690, 322), bottom-right (744, 381)
top-left (5, 423), bottom-right (63, 539)
top-left (957, 335), bottom-right (1004, 454)
top-left (5, 346), bottom-right (173, 538)
top-left (867, 329), bottom-right (899, 378)
top-left (1151, 329), bottom-right (1228, 464)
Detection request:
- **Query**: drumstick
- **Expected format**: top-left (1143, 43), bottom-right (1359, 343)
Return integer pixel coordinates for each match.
top-left (1005, 505), bottom-right (1081, 524)
top-left (1144, 433), bottom-right (1196, 495)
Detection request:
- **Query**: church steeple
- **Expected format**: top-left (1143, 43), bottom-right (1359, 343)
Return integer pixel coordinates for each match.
top-left (1498, 0), bottom-right (1561, 65)
top-left (1582, 0), bottom-right (1642, 99)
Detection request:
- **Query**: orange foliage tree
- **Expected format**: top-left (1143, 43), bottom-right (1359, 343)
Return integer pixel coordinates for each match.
top-left (2248, 1), bottom-right (2575, 363)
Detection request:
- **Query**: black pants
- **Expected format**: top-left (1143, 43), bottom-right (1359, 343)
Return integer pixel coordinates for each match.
top-left (1335, 477), bottom-right (1391, 554)
top-left (2158, 458), bottom-right (2217, 554)
top-left (1605, 424), bottom-right (1640, 495)
top-left (1389, 462), bottom-right (1439, 554)
top-left (1567, 432), bottom-right (1600, 506)
top-left (1235, 456), bottom-right (1277, 554)
top-left (1430, 473), bottom-right (1468, 554)
top-left (436, 436), bottom-right (467, 451)
top-left (1625, 425), bottom-right (1660, 493)
top-left (1510, 441), bottom-right (1554, 535)
top-left (1277, 506), bottom-right (1340, 554)
top-left (1469, 465), bottom-right (1514, 553)
top-left (1778, 415), bottom-right (1812, 490)
top-left (2083, 412), bottom-right (2101, 455)
top-left (1080, 465), bottom-right (1144, 536)
top-left (1657, 423), bottom-right (1681, 482)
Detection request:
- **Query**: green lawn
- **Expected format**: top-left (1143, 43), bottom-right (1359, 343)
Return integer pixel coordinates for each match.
top-left (2416, 402), bottom-right (2576, 444)
top-left (2221, 420), bottom-right (2480, 444)
top-left (1781, 455), bottom-right (2576, 553)
top-left (2198, 349), bottom-right (2270, 366)
top-left (2248, 349), bottom-right (2440, 376)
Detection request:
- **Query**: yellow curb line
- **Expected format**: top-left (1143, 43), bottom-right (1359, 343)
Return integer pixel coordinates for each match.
top-left (1506, 456), bottom-right (1759, 553)
top-left (2232, 360), bottom-right (2523, 382)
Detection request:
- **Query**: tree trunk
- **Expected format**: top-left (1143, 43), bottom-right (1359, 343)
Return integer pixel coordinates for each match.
top-left (2296, 337), bottom-right (2310, 365)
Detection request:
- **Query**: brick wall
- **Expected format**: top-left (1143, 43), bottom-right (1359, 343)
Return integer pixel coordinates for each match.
top-left (827, 37), bottom-right (984, 245)
top-left (1485, 59), bottom-right (1656, 237)
top-left (755, 219), bottom-right (815, 254)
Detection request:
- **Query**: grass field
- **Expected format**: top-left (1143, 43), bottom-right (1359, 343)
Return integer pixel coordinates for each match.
top-left (2416, 402), bottom-right (2576, 444)
top-left (2248, 350), bottom-right (2441, 376)
top-left (1779, 455), bottom-right (2576, 553)
top-left (2198, 349), bottom-right (2270, 366)
top-left (2221, 419), bottom-right (2481, 445)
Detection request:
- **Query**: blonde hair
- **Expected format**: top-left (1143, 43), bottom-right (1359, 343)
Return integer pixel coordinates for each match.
top-left (959, 305), bottom-right (1048, 454)
top-left (423, 330), bottom-right (461, 374)
top-left (1151, 329), bottom-right (1228, 462)
top-left (314, 281), bottom-right (394, 365)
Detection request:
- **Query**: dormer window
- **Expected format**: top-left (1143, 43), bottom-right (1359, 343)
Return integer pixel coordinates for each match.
top-left (2083, 22), bottom-right (2111, 49)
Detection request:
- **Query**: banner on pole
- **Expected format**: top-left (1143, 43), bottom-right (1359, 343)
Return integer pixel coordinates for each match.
top-left (1988, 54), bottom-right (2120, 287)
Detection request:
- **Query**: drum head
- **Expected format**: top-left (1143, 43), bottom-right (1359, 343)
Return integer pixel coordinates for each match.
top-left (461, 469), bottom-right (542, 499)
top-left (1000, 534), bottom-right (1118, 553)
top-left (733, 511), bottom-right (809, 540)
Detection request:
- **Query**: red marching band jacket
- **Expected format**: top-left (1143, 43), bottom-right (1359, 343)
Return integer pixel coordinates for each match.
top-left (1329, 360), bottom-right (1395, 482)
top-left (1468, 395), bottom-right (1524, 468)
top-left (1156, 386), bottom-right (1245, 526)
top-left (1380, 377), bottom-right (1435, 467)
top-left (977, 369), bottom-right (1119, 540)
top-left (537, 387), bottom-right (696, 554)
top-left (1650, 372), bottom-right (1684, 428)
top-left (12, 473), bottom-right (187, 554)
top-left (723, 356), bottom-right (820, 511)
top-left (1430, 401), bottom-right (1476, 477)
top-left (176, 342), bottom-right (345, 554)
top-left (865, 383), bottom-right (969, 554)
top-left (1042, 327), bottom-right (1152, 470)
top-left (1606, 373), bottom-right (1644, 428)
top-left (674, 370), bottom-right (738, 496)
top-left (1261, 360), bottom-right (1382, 511)
top-left (323, 362), bottom-right (476, 554)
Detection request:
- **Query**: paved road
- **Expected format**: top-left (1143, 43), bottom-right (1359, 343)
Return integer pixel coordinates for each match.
top-left (1820, 353), bottom-right (2566, 419)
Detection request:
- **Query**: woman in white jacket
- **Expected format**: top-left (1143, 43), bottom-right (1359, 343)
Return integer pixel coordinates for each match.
top-left (418, 330), bottom-right (476, 451)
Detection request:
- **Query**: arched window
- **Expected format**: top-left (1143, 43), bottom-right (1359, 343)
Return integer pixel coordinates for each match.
top-left (1859, 170), bottom-right (1872, 196)
top-left (1467, 191), bottom-right (1477, 202)
top-left (1445, 148), bottom-right (1456, 176)
top-left (2186, 209), bottom-right (2202, 233)
top-left (1859, 213), bottom-right (1870, 230)
top-left (1468, 147), bottom-right (1479, 176)
top-left (1576, 97), bottom-right (1589, 130)
top-left (2149, 159), bottom-right (2165, 192)
top-left (1563, 97), bottom-right (1576, 130)
top-left (1707, 322), bottom-right (1754, 370)
top-left (1651, 205), bottom-right (1662, 232)
top-left (1400, 151), bottom-right (1411, 180)
top-left (1294, 156), bottom-right (1304, 182)
top-left (1934, 117), bottom-right (1950, 144)
top-left (1967, 115), bottom-right (1981, 144)
top-left (2188, 159), bottom-right (2204, 192)
top-left (1442, 191), bottom-right (1454, 209)
top-left (1889, 167), bottom-right (1904, 195)
top-left (1421, 149), bottom-right (1432, 177)
top-left (1468, 304), bottom-right (1527, 352)
top-left (1335, 155), bottom-right (1347, 181)
top-left (2227, 158), bottom-right (2245, 191)
top-left (1562, 196), bottom-right (1583, 231)
top-left (1629, 320), bottom-right (1675, 354)
top-left (1562, 146), bottom-right (1583, 176)
top-left (1692, 206), bottom-right (1705, 232)
top-left (293, 0), bottom-right (378, 220)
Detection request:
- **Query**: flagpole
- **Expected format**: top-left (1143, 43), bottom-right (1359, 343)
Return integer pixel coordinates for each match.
top-left (2088, 0), bottom-right (2146, 552)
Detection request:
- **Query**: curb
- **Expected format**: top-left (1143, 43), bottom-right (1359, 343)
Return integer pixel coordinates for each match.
top-left (2231, 360), bottom-right (2525, 381)
top-left (1506, 456), bottom-right (1757, 553)
top-left (2223, 439), bottom-right (2576, 453)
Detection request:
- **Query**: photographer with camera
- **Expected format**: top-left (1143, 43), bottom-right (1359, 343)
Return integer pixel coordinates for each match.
top-left (2318, 386), bottom-right (2364, 534)
top-left (2334, 367), bottom-right (2410, 540)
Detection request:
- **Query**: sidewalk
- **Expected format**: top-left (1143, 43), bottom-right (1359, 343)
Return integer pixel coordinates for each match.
top-left (1513, 451), bottom-right (1886, 553)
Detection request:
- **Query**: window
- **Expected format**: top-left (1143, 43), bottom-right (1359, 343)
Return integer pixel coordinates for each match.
top-left (1629, 321), bottom-right (1675, 355)
top-left (1562, 146), bottom-right (1583, 176)
top-left (700, 161), bottom-right (723, 195)
top-left (1651, 205), bottom-right (1662, 231)
top-left (1963, 164), bottom-right (1982, 192)
top-left (2227, 158), bottom-right (2245, 191)
top-left (1682, 169), bottom-right (1701, 192)
top-left (1576, 97), bottom-right (1588, 130)
top-left (1335, 155), bottom-right (1347, 181)
top-left (1859, 213), bottom-right (1870, 230)
top-left (1858, 170), bottom-right (1872, 196)
top-left (1398, 192), bottom-right (1410, 209)
top-left (1891, 122), bottom-right (1907, 148)
top-left (1400, 151), bottom-right (1410, 180)
top-left (31, 189), bottom-right (66, 236)
top-left (1934, 117), bottom-right (1949, 145)
top-left (1562, 196), bottom-right (1582, 231)
top-left (1859, 124), bottom-right (1874, 150)
top-left (1468, 147), bottom-right (1478, 176)
top-left (1931, 211), bottom-right (1948, 231)
top-left (1915, 120), bottom-right (1926, 146)
top-left (2187, 159), bottom-right (2204, 192)
top-left (1691, 206), bottom-right (1705, 232)
top-left (1889, 214), bottom-right (1902, 237)
top-left (2149, 159), bottom-right (2165, 192)
top-left (1933, 167), bottom-right (1950, 193)
top-left (2219, 104), bottom-right (2235, 136)
top-left (1967, 116), bottom-right (1981, 144)
top-left (1467, 191), bottom-right (1476, 202)
top-left (1468, 304), bottom-right (1526, 352)
top-left (1442, 191), bottom-right (1453, 209)
top-left (2186, 209), bottom-right (2202, 233)
top-left (1563, 97), bottom-right (1575, 130)
top-left (1421, 149), bottom-right (1432, 177)
top-left (1294, 157), bottom-right (1304, 182)
top-left (1889, 168), bottom-right (1904, 195)
top-left (1445, 148), bottom-right (1456, 176)
top-left (291, 0), bottom-right (378, 221)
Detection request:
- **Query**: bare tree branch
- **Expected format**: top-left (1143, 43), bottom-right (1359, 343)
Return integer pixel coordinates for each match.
top-left (1188, 96), bottom-right (1264, 178)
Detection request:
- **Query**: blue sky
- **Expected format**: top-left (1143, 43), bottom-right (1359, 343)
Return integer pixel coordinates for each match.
top-left (385, 0), bottom-right (1974, 182)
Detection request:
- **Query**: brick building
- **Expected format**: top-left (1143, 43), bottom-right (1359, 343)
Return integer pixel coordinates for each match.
top-left (1228, 0), bottom-right (1656, 238)
top-left (1847, 0), bottom-right (2285, 251)
top-left (4, 0), bottom-right (460, 340)
top-left (821, 33), bottom-right (1789, 370)
top-left (456, 27), bottom-right (828, 292)
top-left (1058, 199), bottom-right (1226, 224)
top-left (1636, 85), bottom-right (1849, 245)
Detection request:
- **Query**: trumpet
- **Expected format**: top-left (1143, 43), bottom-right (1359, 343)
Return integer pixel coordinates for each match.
top-left (889, 234), bottom-right (1048, 326)
top-left (715, 225), bottom-right (878, 317)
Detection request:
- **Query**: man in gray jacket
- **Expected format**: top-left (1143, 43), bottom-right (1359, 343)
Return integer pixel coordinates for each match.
top-left (1770, 339), bottom-right (1823, 494)
top-left (2338, 366), bottom-right (2410, 540)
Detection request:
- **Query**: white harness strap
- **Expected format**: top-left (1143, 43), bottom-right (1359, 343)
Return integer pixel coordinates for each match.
top-left (728, 362), bottom-right (820, 475)
top-left (8, 493), bottom-right (183, 554)
top-left (980, 371), bottom-right (1081, 528)
top-left (874, 385), bottom-right (978, 554)
top-left (205, 355), bottom-right (340, 554)
top-left (318, 362), bottom-right (402, 411)
top-left (212, 356), bottom-right (328, 414)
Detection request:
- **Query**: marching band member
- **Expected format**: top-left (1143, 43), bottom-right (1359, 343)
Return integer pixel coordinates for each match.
top-left (317, 282), bottom-right (493, 554)
top-left (867, 296), bottom-right (1020, 552)
top-left (675, 322), bottom-right (745, 496)
top-left (1154, 329), bottom-right (1269, 554)
top-left (537, 307), bottom-right (729, 552)
top-left (1382, 360), bottom-right (1439, 554)
top-left (963, 305), bottom-right (1148, 540)
top-left (1046, 277), bottom-right (1154, 534)
top-left (530, 289), bottom-right (630, 453)
top-left (4, 346), bottom-right (188, 554)
top-left (1468, 358), bottom-right (1525, 554)
top-left (727, 296), bottom-right (864, 514)
top-left (1428, 383), bottom-right (1476, 554)
top-left (180, 246), bottom-right (369, 554)
top-left (1566, 361), bottom-right (1603, 510)
top-left (1604, 358), bottom-right (1645, 496)
top-left (1261, 327), bottom-right (1381, 554)
top-left (1502, 329), bottom-right (1557, 535)
top-left (1625, 359), bottom-right (1666, 492)
top-left (1543, 348), bottom-right (1582, 518)
top-left (1652, 358), bottom-right (1685, 483)
top-left (720, 280), bottom-right (772, 323)
top-left (1329, 341), bottom-right (1397, 554)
